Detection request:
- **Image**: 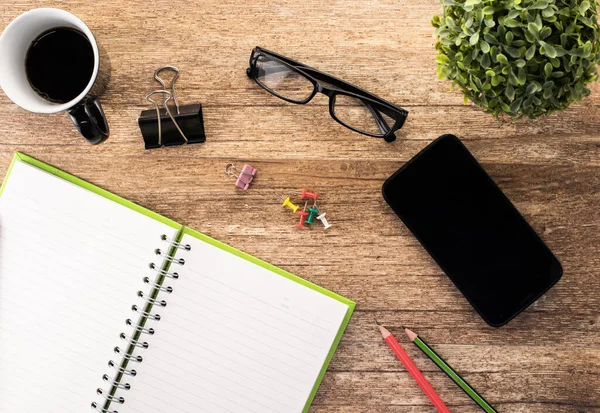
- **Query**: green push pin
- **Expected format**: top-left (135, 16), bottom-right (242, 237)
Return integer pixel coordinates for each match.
top-left (306, 206), bottom-right (319, 225)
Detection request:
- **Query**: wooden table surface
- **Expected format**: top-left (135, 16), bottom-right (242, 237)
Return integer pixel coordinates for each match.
top-left (1, 1), bottom-right (599, 412)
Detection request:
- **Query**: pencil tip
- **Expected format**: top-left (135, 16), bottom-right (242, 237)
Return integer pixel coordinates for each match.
top-left (378, 324), bottom-right (391, 338)
top-left (404, 327), bottom-right (418, 342)
top-left (375, 320), bottom-right (381, 326)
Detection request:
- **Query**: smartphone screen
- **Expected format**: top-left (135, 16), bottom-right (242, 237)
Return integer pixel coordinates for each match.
top-left (382, 134), bottom-right (562, 326)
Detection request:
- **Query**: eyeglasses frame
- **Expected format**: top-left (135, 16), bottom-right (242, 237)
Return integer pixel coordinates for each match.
top-left (246, 46), bottom-right (408, 142)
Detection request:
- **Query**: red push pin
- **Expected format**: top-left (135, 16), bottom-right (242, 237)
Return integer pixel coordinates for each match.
top-left (293, 189), bottom-right (318, 201)
top-left (297, 202), bottom-right (309, 228)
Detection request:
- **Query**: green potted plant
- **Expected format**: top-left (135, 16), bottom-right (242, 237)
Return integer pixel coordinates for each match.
top-left (432, 0), bottom-right (600, 118)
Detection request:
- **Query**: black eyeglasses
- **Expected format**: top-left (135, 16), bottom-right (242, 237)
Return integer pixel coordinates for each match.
top-left (246, 47), bottom-right (408, 142)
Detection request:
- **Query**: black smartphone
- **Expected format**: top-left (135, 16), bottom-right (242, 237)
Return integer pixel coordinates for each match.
top-left (382, 134), bottom-right (562, 326)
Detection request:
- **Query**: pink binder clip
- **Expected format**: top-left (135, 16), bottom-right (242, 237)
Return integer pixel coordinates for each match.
top-left (225, 163), bottom-right (256, 190)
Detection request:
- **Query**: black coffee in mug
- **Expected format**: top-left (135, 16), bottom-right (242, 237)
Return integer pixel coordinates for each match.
top-left (0, 9), bottom-right (109, 144)
top-left (25, 27), bottom-right (94, 104)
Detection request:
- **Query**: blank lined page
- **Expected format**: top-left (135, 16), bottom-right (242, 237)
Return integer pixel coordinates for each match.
top-left (0, 160), bottom-right (179, 412)
top-left (123, 232), bottom-right (351, 413)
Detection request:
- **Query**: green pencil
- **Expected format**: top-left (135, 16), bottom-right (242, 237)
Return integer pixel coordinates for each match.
top-left (404, 328), bottom-right (498, 413)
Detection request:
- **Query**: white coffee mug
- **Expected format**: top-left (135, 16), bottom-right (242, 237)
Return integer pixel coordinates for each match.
top-left (0, 8), bottom-right (109, 144)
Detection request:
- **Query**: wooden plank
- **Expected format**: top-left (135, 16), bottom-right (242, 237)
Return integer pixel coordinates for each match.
top-left (1, 105), bottom-right (599, 164)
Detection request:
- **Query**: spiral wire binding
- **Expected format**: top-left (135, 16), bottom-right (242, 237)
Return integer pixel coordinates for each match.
top-left (91, 234), bottom-right (190, 413)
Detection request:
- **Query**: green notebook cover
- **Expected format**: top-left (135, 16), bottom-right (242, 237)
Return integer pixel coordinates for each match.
top-left (1, 152), bottom-right (355, 413)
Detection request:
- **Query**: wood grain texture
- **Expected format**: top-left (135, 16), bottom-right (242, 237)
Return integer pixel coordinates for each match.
top-left (0, 1), bottom-right (599, 412)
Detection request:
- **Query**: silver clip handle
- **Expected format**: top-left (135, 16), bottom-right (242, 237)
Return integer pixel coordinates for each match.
top-left (145, 90), bottom-right (188, 145)
top-left (154, 66), bottom-right (181, 114)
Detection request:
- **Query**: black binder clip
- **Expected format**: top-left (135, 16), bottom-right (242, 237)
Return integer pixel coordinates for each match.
top-left (138, 66), bottom-right (206, 149)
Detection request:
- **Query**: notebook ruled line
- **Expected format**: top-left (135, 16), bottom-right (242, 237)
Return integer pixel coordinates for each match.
top-left (183, 265), bottom-right (333, 332)
top-left (5, 188), bottom-right (153, 255)
top-left (165, 306), bottom-right (319, 367)
top-left (141, 366), bottom-right (283, 413)
top-left (173, 290), bottom-right (323, 356)
top-left (150, 327), bottom-right (310, 386)
top-left (147, 341), bottom-right (299, 408)
top-left (151, 339), bottom-right (304, 399)
top-left (176, 272), bottom-right (330, 342)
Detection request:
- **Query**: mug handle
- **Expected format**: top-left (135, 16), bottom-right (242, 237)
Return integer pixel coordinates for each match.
top-left (68, 96), bottom-right (109, 144)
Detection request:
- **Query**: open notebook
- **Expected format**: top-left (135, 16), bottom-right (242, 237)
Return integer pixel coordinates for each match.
top-left (0, 153), bottom-right (354, 413)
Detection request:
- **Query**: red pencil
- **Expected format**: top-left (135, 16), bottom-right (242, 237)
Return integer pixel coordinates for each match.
top-left (378, 324), bottom-right (451, 413)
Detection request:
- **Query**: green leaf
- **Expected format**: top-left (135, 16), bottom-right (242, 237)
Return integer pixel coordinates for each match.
top-left (486, 69), bottom-right (496, 77)
top-left (470, 31), bottom-right (480, 45)
top-left (510, 97), bottom-right (524, 113)
top-left (505, 31), bottom-right (514, 44)
top-left (508, 68), bottom-right (520, 85)
top-left (515, 59), bottom-right (527, 67)
top-left (530, 0), bottom-right (549, 9)
top-left (540, 26), bottom-right (552, 40)
top-left (583, 41), bottom-right (592, 58)
top-left (505, 83), bottom-right (516, 101)
top-left (480, 52), bottom-right (491, 68)
top-left (554, 46), bottom-right (567, 57)
top-left (484, 18), bottom-right (496, 27)
top-left (517, 67), bottom-right (527, 85)
top-left (508, 9), bottom-right (521, 19)
top-left (497, 53), bottom-right (509, 64)
top-left (445, 16), bottom-right (456, 29)
top-left (490, 45), bottom-right (498, 58)
top-left (507, 47), bottom-right (523, 58)
top-left (525, 44), bottom-right (536, 60)
top-left (474, 77), bottom-right (483, 90)
top-left (470, 77), bottom-right (480, 92)
top-left (436, 54), bottom-right (451, 64)
top-left (542, 7), bottom-right (555, 18)
top-left (539, 41), bottom-right (557, 58)
top-left (534, 13), bottom-right (542, 31)
top-left (544, 62), bottom-right (553, 77)
top-left (579, 16), bottom-right (593, 28)
top-left (480, 40), bottom-right (491, 53)
top-left (484, 32), bottom-right (498, 44)
top-left (526, 80), bottom-right (542, 94)
top-left (579, 0), bottom-right (590, 15)
top-left (497, 25), bottom-right (506, 37)
top-left (482, 5), bottom-right (495, 14)
top-left (524, 29), bottom-right (536, 43)
top-left (527, 22), bottom-right (540, 39)
top-left (465, 17), bottom-right (474, 28)
top-left (504, 18), bottom-right (521, 28)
